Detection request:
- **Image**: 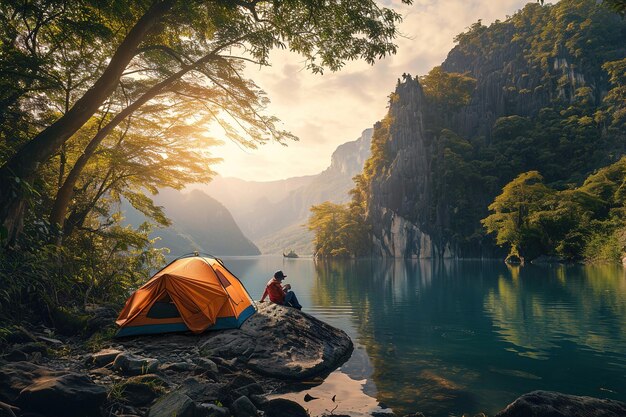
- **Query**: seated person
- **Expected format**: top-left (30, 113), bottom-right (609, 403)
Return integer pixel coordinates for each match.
top-left (260, 270), bottom-right (302, 310)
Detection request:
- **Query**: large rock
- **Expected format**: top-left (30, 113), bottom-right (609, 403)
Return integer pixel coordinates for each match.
top-left (121, 374), bottom-right (167, 407)
top-left (262, 398), bottom-right (308, 417)
top-left (0, 362), bottom-right (64, 403)
top-left (117, 303), bottom-right (352, 381)
top-left (148, 391), bottom-right (195, 417)
top-left (495, 391), bottom-right (626, 417)
top-left (194, 357), bottom-right (218, 374)
top-left (113, 352), bottom-right (159, 376)
top-left (16, 373), bottom-right (107, 417)
top-left (200, 303), bottom-right (353, 380)
top-left (196, 402), bottom-right (229, 417)
top-left (178, 377), bottom-right (225, 403)
top-left (230, 396), bottom-right (257, 417)
top-left (87, 348), bottom-right (123, 367)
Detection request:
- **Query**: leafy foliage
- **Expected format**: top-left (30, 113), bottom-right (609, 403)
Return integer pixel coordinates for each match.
top-left (0, 0), bottom-right (411, 322)
top-left (483, 158), bottom-right (626, 262)
top-left (308, 199), bottom-right (370, 258)
top-left (419, 66), bottom-right (476, 113)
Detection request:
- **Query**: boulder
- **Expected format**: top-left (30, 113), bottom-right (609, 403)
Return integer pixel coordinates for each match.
top-left (233, 383), bottom-right (264, 399)
top-left (148, 391), bottom-right (195, 417)
top-left (200, 303), bottom-right (353, 380)
top-left (117, 304), bottom-right (351, 381)
top-left (262, 398), bottom-right (308, 417)
top-left (249, 394), bottom-right (268, 409)
top-left (0, 362), bottom-right (64, 403)
top-left (226, 375), bottom-right (258, 391)
top-left (194, 358), bottom-right (218, 374)
top-left (87, 348), bottom-right (122, 367)
top-left (230, 396), bottom-right (257, 417)
top-left (116, 375), bottom-right (167, 407)
top-left (113, 352), bottom-right (159, 376)
top-left (162, 361), bottom-right (197, 372)
top-left (16, 373), bottom-right (106, 417)
top-left (2, 350), bottom-right (29, 362)
top-left (178, 377), bottom-right (225, 403)
top-left (196, 403), bottom-right (229, 417)
top-left (118, 381), bottom-right (161, 407)
top-left (495, 391), bottom-right (626, 417)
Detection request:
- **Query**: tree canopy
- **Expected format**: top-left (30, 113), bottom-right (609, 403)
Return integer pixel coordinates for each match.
top-left (483, 158), bottom-right (626, 263)
top-left (0, 0), bottom-right (411, 321)
top-left (0, 0), bottom-right (412, 245)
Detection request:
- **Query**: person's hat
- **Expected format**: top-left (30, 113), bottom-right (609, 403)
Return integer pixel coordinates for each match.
top-left (274, 270), bottom-right (287, 280)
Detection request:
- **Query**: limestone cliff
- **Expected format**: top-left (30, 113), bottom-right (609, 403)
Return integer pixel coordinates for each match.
top-left (365, 0), bottom-right (626, 258)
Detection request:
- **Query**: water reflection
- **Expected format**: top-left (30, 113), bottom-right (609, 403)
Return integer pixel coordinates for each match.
top-left (222, 257), bottom-right (626, 417)
top-left (311, 259), bottom-right (626, 416)
top-left (484, 264), bottom-right (626, 359)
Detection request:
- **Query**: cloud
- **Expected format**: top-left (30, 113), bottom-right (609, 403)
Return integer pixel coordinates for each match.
top-left (218, 0), bottom-right (544, 181)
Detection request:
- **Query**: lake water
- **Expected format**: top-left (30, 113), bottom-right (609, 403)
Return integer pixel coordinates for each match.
top-left (220, 256), bottom-right (626, 417)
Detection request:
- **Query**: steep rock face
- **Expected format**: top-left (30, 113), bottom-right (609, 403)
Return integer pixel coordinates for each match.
top-left (373, 209), bottom-right (455, 258)
top-left (366, 1), bottom-right (626, 258)
top-left (325, 128), bottom-right (373, 177)
top-left (442, 25), bottom-right (606, 141)
top-left (368, 79), bottom-right (450, 258)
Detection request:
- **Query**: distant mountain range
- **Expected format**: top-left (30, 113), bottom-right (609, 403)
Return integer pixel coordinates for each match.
top-left (196, 128), bottom-right (373, 255)
top-left (123, 129), bottom-right (373, 256)
top-left (123, 188), bottom-right (260, 256)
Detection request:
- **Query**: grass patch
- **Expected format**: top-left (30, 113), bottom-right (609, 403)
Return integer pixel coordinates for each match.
top-left (85, 326), bottom-right (117, 352)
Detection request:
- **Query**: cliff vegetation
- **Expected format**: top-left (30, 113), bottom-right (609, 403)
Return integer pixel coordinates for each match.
top-left (310, 0), bottom-right (626, 261)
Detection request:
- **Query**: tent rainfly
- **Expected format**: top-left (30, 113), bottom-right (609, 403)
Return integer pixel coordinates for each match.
top-left (116, 255), bottom-right (256, 337)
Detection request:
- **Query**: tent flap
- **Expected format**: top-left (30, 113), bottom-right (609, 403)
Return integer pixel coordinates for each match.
top-left (116, 256), bottom-right (255, 336)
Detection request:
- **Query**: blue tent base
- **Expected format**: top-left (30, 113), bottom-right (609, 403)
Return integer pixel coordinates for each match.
top-left (116, 304), bottom-right (256, 337)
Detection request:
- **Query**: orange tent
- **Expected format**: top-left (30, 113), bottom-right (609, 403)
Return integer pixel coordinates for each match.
top-left (116, 255), bottom-right (256, 337)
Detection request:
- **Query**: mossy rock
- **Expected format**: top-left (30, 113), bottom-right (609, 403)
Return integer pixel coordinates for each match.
top-left (51, 307), bottom-right (90, 336)
top-left (111, 377), bottom-right (166, 407)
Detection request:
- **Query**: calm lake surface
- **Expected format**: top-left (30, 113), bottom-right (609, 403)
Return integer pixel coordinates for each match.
top-left (220, 256), bottom-right (626, 417)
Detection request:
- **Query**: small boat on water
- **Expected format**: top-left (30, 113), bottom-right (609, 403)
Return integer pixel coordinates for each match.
top-left (283, 249), bottom-right (299, 258)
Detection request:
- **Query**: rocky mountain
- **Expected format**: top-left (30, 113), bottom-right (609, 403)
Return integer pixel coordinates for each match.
top-left (199, 128), bottom-right (373, 254)
top-left (123, 188), bottom-right (260, 256)
top-left (362, 0), bottom-right (626, 258)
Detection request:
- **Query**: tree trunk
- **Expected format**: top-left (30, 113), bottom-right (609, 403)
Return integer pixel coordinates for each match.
top-left (49, 52), bottom-right (219, 234)
top-left (0, 0), bottom-right (175, 245)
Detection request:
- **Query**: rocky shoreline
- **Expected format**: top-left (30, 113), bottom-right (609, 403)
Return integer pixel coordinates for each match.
top-left (1, 303), bottom-right (625, 417)
top-left (0, 303), bottom-right (356, 417)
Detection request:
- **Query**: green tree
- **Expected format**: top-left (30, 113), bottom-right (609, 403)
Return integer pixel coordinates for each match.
top-left (602, 58), bottom-right (626, 128)
top-left (482, 171), bottom-right (554, 262)
top-left (308, 199), bottom-right (369, 258)
top-left (0, 0), bottom-right (412, 245)
top-left (419, 66), bottom-right (476, 116)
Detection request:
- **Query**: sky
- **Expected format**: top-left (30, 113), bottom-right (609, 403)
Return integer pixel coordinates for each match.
top-left (213, 0), bottom-right (547, 182)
